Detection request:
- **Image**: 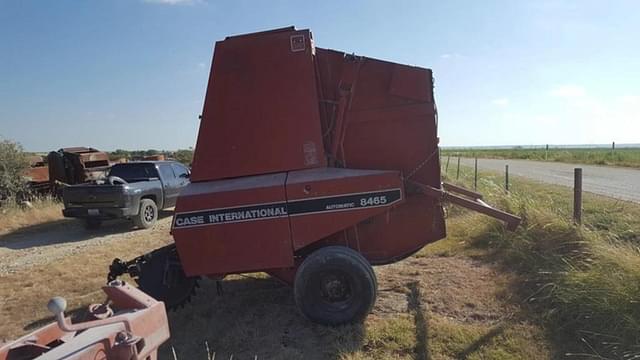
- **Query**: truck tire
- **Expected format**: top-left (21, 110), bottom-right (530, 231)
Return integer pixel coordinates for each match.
top-left (84, 218), bottom-right (102, 230)
top-left (294, 246), bottom-right (377, 325)
top-left (133, 199), bottom-right (158, 229)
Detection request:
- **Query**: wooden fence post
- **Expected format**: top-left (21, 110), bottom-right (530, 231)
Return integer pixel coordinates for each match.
top-left (545, 144), bottom-right (549, 160)
top-left (505, 165), bottom-right (509, 192)
top-left (574, 168), bottom-right (582, 224)
top-left (474, 157), bottom-right (478, 190)
top-left (456, 156), bottom-right (461, 180)
top-left (445, 155), bottom-right (450, 173)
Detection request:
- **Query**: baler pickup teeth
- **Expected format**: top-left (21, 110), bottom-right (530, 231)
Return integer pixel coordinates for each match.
top-left (412, 181), bottom-right (521, 231)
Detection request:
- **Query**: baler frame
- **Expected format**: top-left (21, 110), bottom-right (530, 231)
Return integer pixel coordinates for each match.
top-left (107, 26), bottom-right (521, 326)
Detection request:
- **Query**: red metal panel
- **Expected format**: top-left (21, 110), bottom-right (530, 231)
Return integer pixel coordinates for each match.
top-left (352, 196), bottom-right (446, 264)
top-left (311, 48), bottom-right (445, 262)
top-left (389, 64), bottom-right (432, 102)
top-left (191, 27), bottom-right (326, 182)
top-left (172, 173), bottom-right (293, 276)
top-left (285, 168), bottom-right (404, 250)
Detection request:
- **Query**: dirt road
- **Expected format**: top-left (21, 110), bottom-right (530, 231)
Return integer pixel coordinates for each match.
top-left (459, 158), bottom-right (640, 203)
top-left (0, 214), bottom-right (173, 275)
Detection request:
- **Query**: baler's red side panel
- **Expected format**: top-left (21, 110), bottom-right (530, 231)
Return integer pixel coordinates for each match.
top-left (285, 168), bottom-right (403, 251)
top-left (314, 49), bottom-right (446, 261)
top-left (191, 28), bottom-right (326, 182)
top-left (172, 173), bottom-right (293, 276)
top-left (316, 49), bottom-right (440, 188)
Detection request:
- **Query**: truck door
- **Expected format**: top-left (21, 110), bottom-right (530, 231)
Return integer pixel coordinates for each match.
top-left (158, 164), bottom-right (179, 208)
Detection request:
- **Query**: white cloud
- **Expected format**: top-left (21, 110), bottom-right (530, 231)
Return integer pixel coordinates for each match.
top-left (197, 62), bottom-right (206, 69)
top-left (143, 0), bottom-right (200, 5)
top-left (491, 98), bottom-right (509, 107)
top-left (620, 95), bottom-right (640, 105)
top-left (549, 85), bottom-right (586, 98)
top-left (440, 53), bottom-right (463, 60)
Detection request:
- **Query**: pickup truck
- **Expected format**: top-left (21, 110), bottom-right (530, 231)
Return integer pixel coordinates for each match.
top-left (62, 161), bottom-right (190, 229)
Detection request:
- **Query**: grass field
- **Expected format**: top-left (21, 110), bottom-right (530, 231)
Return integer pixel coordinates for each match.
top-left (441, 147), bottom-right (640, 168)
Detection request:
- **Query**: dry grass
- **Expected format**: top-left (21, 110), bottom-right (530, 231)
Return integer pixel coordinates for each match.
top-left (441, 163), bottom-right (640, 358)
top-left (0, 197), bottom-right (63, 236)
top-left (0, 221), bottom-right (171, 338)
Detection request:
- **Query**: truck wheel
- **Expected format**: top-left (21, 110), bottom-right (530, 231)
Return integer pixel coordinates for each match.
top-left (133, 199), bottom-right (158, 229)
top-left (294, 246), bottom-right (377, 325)
top-left (84, 218), bottom-right (102, 230)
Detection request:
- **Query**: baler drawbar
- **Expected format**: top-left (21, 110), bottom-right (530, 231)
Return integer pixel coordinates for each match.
top-left (108, 26), bottom-right (521, 325)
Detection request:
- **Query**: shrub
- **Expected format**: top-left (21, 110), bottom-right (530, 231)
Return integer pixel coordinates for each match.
top-left (0, 138), bottom-right (30, 202)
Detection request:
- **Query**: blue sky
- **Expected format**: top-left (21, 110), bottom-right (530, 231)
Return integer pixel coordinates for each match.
top-left (1, 0), bottom-right (639, 151)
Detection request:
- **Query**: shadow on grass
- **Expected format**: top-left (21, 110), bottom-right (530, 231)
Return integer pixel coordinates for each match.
top-left (161, 276), bottom-right (365, 360)
top-left (407, 281), bottom-right (431, 360)
top-left (456, 323), bottom-right (506, 359)
top-left (0, 210), bottom-right (174, 250)
top-left (23, 305), bottom-right (90, 332)
top-left (459, 222), bottom-right (587, 359)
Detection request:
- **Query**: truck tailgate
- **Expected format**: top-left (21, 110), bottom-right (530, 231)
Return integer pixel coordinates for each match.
top-left (63, 185), bottom-right (126, 208)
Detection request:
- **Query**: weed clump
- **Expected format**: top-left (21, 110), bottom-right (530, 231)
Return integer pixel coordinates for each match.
top-left (447, 171), bottom-right (640, 357)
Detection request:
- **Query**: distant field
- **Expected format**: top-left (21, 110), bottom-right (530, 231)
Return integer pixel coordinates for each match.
top-left (441, 147), bottom-right (640, 168)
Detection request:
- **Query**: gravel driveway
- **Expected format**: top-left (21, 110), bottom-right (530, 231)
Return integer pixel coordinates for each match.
top-left (458, 158), bottom-right (640, 203)
top-left (0, 216), bottom-right (173, 275)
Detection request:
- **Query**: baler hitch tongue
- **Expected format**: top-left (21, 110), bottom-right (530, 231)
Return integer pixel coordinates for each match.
top-left (414, 181), bottom-right (521, 231)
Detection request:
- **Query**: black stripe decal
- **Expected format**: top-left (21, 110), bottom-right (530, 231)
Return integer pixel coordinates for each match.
top-left (173, 188), bottom-right (402, 229)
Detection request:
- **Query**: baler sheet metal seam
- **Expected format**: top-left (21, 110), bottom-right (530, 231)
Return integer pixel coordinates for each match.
top-left (172, 188), bottom-right (403, 229)
top-left (288, 198), bottom-right (402, 217)
top-left (173, 187), bottom-right (404, 214)
top-left (173, 200), bottom-right (288, 215)
top-left (286, 187), bottom-right (402, 203)
top-left (172, 214), bottom-right (290, 230)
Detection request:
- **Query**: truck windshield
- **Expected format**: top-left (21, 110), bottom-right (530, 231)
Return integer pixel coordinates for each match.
top-left (108, 164), bottom-right (159, 182)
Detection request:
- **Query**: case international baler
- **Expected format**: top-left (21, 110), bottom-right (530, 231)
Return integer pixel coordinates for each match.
top-left (109, 27), bottom-right (520, 325)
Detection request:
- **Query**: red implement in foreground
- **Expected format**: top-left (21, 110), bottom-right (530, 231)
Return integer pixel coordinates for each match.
top-left (0, 281), bottom-right (169, 360)
top-left (109, 26), bottom-right (520, 325)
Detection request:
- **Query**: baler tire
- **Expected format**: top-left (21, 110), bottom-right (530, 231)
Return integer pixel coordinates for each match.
top-left (133, 199), bottom-right (158, 229)
top-left (294, 246), bottom-right (376, 325)
top-left (134, 246), bottom-right (199, 310)
top-left (348, 248), bottom-right (378, 294)
top-left (84, 218), bottom-right (102, 230)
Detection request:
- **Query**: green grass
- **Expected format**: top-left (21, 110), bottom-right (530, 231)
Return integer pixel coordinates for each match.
top-left (441, 147), bottom-right (640, 168)
top-left (431, 164), bottom-right (640, 358)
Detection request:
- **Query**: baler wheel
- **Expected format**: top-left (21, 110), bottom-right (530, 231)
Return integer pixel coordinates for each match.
top-left (134, 246), bottom-right (199, 310)
top-left (294, 246), bottom-right (377, 325)
top-left (349, 248), bottom-right (378, 294)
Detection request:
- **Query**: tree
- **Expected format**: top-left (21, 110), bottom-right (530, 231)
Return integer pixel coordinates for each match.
top-left (0, 138), bottom-right (29, 201)
top-left (174, 149), bottom-right (194, 166)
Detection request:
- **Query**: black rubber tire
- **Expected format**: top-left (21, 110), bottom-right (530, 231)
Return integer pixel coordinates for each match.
top-left (349, 248), bottom-right (378, 294)
top-left (294, 246), bottom-right (377, 325)
top-left (84, 218), bottom-right (102, 230)
top-left (133, 199), bottom-right (157, 229)
top-left (135, 246), bottom-right (199, 310)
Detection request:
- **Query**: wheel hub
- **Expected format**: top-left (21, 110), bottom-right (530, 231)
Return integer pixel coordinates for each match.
top-left (144, 206), bottom-right (155, 222)
top-left (320, 273), bottom-right (351, 303)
